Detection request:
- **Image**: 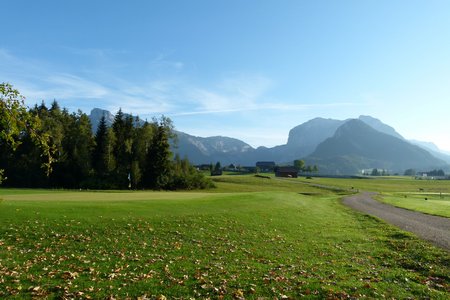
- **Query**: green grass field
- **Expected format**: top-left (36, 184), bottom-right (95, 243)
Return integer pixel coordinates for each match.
top-left (297, 176), bottom-right (450, 193)
top-left (0, 175), bottom-right (449, 299)
top-left (295, 176), bottom-right (450, 217)
top-left (378, 193), bottom-right (450, 218)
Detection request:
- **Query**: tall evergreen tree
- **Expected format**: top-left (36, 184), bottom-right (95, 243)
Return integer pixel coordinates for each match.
top-left (130, 120), bottom-right (154, 189)
top-left (111, 109), bottom-right (135, 187)
top-left (144, 117), bottom-right (174, 189)
top-left (92, 116), bottom-right (110, 176)
top-left (56, 110), bottom-right (94, 187)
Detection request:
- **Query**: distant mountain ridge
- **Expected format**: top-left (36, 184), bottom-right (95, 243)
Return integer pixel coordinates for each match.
top-left (286, 117), bottom-right (343, 156)
top-left (88, 109), bottom-right (449, 174)
top-left (409, 140), bottom-right (450, 164)
top-left (358, 115), bottom-right (404, 140)
top-left (173, 131), bottom-right (253, 165)
top-left (89, 108), bottom-right (115, 130)
top-left (306, 119), bottom-right (445, 174)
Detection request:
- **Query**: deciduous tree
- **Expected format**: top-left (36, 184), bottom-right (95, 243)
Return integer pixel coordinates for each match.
top-left (0, 83), bottom-right (54, 183)
top-left (294, 159), bottom-right (305, 171)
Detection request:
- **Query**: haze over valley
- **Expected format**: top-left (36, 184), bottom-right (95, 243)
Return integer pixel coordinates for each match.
top-left (89, 108), bottom-right (450, 175)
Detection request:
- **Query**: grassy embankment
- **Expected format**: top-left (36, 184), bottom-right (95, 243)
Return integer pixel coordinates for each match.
top-left (0, 175), bottom-right (449, 299)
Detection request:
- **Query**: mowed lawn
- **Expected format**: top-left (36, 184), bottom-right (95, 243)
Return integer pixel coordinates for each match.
top-left (298, 176), bottom-right (450, 193)
top-left (296, 176), bottom-right (450, 217)
top-left (0, 177), bottom-right (449, 299)
top-left (378, 193), bottom-right (450, 218)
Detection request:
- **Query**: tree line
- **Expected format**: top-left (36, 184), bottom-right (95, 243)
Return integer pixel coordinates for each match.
top-left (0, 83), bottom-right (213, 190)
top-left (293, 159), bottom-right (318, 174)
top-left (405, 168), bottom-right (446, 177)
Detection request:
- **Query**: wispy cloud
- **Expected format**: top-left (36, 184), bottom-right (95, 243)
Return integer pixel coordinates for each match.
top-left (170, 101), bottom-right (367, 117)
top-left (169, 72), bottom-right (370, 117)
top-left (177, 73), bottom-right (273, 114)
top-left (60, 46), bottom-right (128, 59)
top-left (44, 73), bottom-right (110, 98)
top-left (172, 73), bottom-right (368, 117)
top-left (149, 53), bottom-right (184, 72)
top-left (258, 102), bottom-right (369, 111)
top-left (0, 48), bottom-right (177, 116)
top-left (0, 48), bottom-right (369, 120)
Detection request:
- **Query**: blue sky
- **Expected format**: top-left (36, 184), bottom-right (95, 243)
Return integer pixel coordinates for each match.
top-left (1, 0), bottom-right (450, 151)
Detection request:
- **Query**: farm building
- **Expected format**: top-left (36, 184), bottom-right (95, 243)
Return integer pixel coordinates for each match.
top-left (275, 166), bottom-right (299, 178)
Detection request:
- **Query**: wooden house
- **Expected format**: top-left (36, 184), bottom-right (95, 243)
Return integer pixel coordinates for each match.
top-left (275, 166), bottom-right (299, 178)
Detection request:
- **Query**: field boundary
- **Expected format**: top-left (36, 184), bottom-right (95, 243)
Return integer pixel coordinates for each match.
top-left (342, 192), bottom-right (450, 251)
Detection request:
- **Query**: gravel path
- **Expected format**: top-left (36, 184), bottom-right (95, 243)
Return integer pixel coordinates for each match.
top-left (342, 192), bottom-right (450, 251)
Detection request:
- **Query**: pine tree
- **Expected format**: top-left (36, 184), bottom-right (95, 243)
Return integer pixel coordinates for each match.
top-left (111, 109), bottom-right (134, 187)
top-left (92, 116), bottom-right (110, 177)
top-left (130, 120), bottom-right (155, 189)
top-left (144, 117), bottom-right (174, 189)
top-left (59, 111), bottom-right (94, 187)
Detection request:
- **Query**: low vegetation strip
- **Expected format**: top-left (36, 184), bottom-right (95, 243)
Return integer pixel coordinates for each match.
top-left (343, 192), bottom-right (450, 251)
top-left (1, 187), bottom-right (449, 299)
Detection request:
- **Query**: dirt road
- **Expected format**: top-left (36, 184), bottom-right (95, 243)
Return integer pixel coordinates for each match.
top-left (342, 192), bottom-right (450, 251)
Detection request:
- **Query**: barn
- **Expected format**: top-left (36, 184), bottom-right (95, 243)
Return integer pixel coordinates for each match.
top-left (275, 166), bottom-right (299, 178)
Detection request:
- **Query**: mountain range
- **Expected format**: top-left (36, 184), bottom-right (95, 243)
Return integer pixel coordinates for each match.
top-left (306, 119), bottom-right (446, 174)
top-left (89, 108), bottom-right (449, 175)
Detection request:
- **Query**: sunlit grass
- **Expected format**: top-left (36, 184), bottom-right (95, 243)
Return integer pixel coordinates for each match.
top-left (210, 174), bottom-right (337, 194)
top-left (296, 176), bottom-right (450, 216)
top-left (0, 177), bottom-right (449, 299)
top-left (379, 193), bottom-right (450, 218)
top-left (298, 176), bottom-right (450, 193)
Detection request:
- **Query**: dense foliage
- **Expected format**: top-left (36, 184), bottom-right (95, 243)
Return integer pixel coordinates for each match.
top-left (424, 169), bottom-right (446, 177)
top-left (0, 84), bottom-right (213, 190)
top-left (0, 83), bottom-right (54, 183)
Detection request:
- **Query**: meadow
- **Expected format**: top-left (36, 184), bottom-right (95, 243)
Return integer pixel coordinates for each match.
top-left (0, 175), bottom-right (449, 299)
